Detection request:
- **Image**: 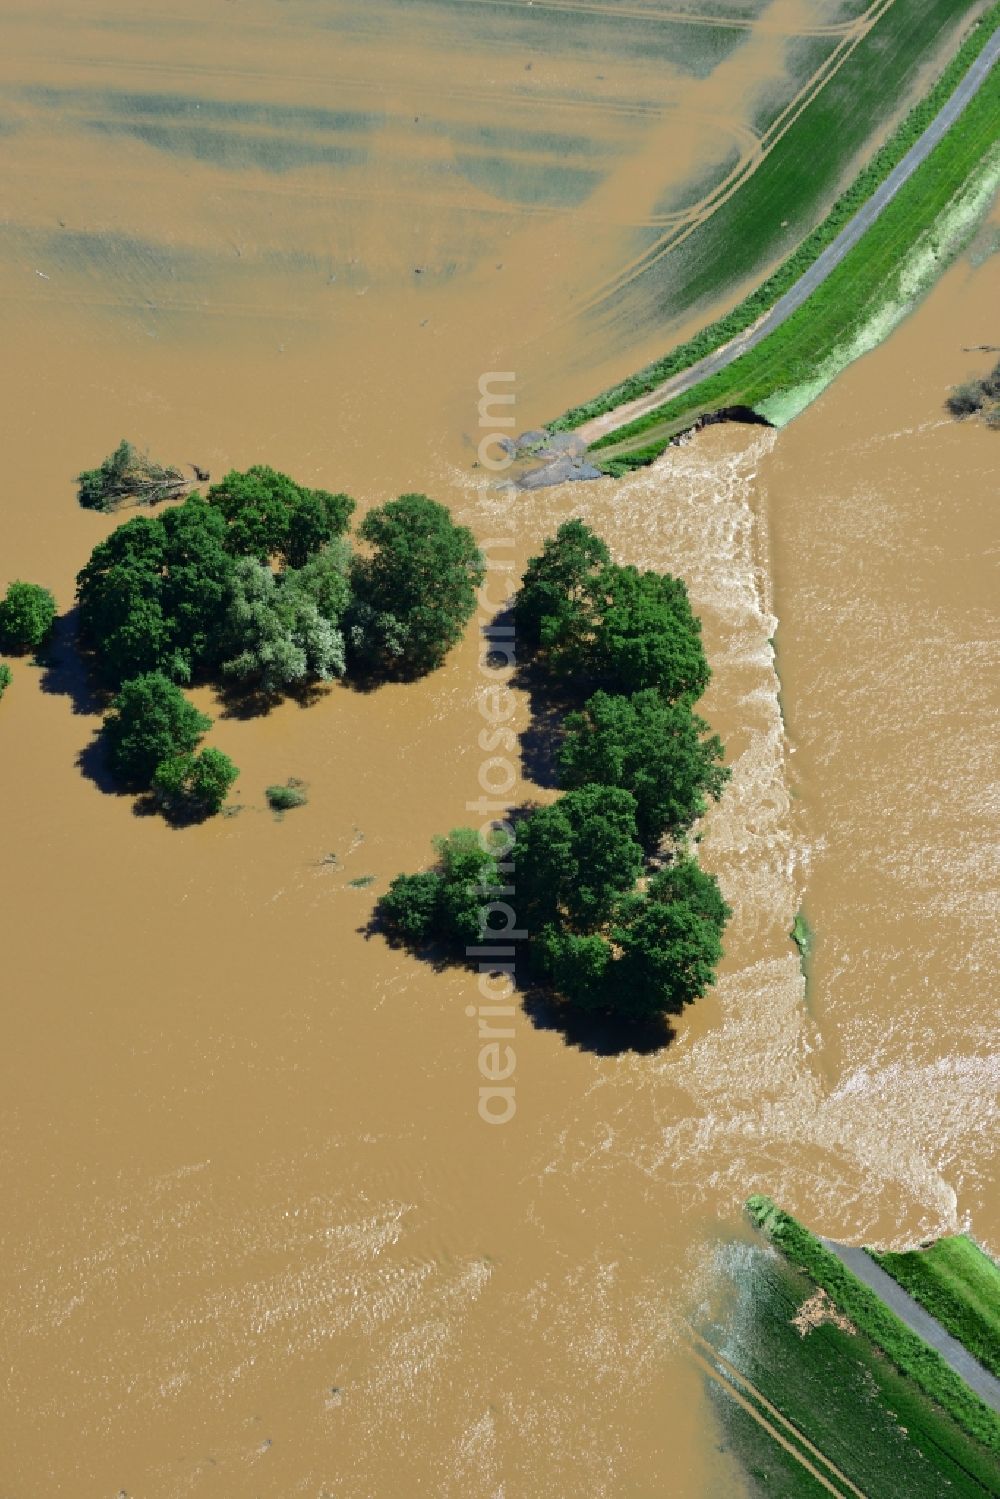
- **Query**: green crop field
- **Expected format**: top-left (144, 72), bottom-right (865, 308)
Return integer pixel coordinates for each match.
top-left (871, 1236), bottom-right (1000, 1380)
top-left (591, 41), bottom-right (1000, 469)
top-left (705, 1235), bottom-right (1000, 1497)
top-left (633, 0), bottom-right (980, 320)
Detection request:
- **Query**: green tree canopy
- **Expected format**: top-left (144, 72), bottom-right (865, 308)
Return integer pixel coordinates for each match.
top-left (512, 522), bottom-right (710, 701)
top-left (0, 662), bottom-right (11, 700)
top-left (76, 501), bottom-right (234, 684)
top-left (0, 581), bottom-right (57, 652)
top-left (381, 828), bottom-right (504, 949)
top-left (101, 673), bottom-right (211, 787)
top-left (594, 565), bottom-right (709, 701)
top-left (207, 465), bottom-right (354, 567)
top-left (349, 494), bottom-right (485, 678)
top-left (380, 870), bottom-right (444, 943)
top-left (515, 784), bottom-right (643, 933)
top-left (537, 856), bottom-right (730, 1021)
top-left (512, 518), bottom-right (610, 662)
top-left (152, 746), bottom-right (239, 819)
top-left (76, 489), bottom-right (354, 688)
top-left (285, 540), bottom-right (352, 622)
top-left (558, 689), bottom-right (729, 847)
top-left (534, 928), bottom-right (611, 1010)
top-left (220, 557), bottom-right (346, 697)
top-left (609, 857), bottom-right (731, 1020)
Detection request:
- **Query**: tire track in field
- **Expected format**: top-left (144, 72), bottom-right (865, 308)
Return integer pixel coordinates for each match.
top-left (690, 1328), bottom-right (870, 1498)
top-left (689, 1336), bottom-right (868, 1497)
top-left (441, 0), bottom-right (866, 34)
top-left (566, 0), bottom-right (898, 322)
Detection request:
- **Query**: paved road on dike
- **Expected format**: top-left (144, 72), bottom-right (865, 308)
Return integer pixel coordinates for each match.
top-left (580, 26), bottom-right (1000, 446)
top-left (821, 1238), bottom-right (1000, 1414)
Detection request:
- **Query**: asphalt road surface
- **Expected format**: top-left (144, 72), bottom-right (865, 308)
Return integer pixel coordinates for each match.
top-left (821, 1237), bottom-right (1000, 1414)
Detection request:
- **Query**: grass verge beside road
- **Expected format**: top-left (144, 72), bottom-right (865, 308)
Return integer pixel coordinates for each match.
top-left (870, 1236), bottom-right (1000, 1380)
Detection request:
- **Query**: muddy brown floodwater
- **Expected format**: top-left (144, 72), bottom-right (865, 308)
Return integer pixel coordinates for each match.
top-left (0, 1), bottom-right (997, 1495)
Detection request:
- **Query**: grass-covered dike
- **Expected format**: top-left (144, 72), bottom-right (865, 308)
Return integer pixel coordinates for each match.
top-left (746, 1195), bottom-right (1000, 1457)
top-left (871, 1236), bottom-right (1000, 1380)
top-left (551, 0), bottom-right (1000, 436)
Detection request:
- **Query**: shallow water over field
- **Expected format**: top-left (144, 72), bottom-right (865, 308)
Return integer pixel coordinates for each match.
top-left (0, 1), bottom-right (998, 1494)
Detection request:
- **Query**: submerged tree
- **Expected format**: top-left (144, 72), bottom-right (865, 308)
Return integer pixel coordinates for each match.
top-left (515, 784), bottom-right (644, 935)
top-left (219, 557), bottom-right (346, 697)
top-left (593, 565), bottom-right (709, 701)
top-left (512, 517), bottom-right (611, 666)
top-left (535, 855), bottom-right (730, 1021)
top-left (558, 689), bottom-right (729, 847)
top-left (76, 501), bottom-right (236, 685)
top-left (381, 828), bottom-right (505, 948)
top-left (512, 520), bottom-right (710, 701)
top-left (76, 488), bottom-right (353, 691)
top-left (946, 358), bottom-right (1000, 422)
top-left (152, 747), bottom-right (239, 820)
top-left (77, 440), bottom-right (191, 511)
top-left (0, 581), bottom-right (57, 653)
top-left (101, 672), bottom-right (211, 787)
top-left (608, 857), bottom-right (731, 1020)
top-left (349, 494), bottom-right (485, 678)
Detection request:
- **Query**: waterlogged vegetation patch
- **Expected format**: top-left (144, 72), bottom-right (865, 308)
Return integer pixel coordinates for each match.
top-left (87, 120), bottom-right (369, 175)
top-left (77, 439), bottom-right (194, 512)
top-left (266, 780), bottom-right (309, 814)
top-left (25, 85), bottom-right (382, 175)
top-left (946, 356), bottom-right (1000, 427)
top-left (790, 910), bottom-right (812, 966)
top-left (322, 0), bottom-right (750, 75)
top-left (453, 154), bottom-right (600, 209)
top-left (25, 85), bottom-right (383, 136)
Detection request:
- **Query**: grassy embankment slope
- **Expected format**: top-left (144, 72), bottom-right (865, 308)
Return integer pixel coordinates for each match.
top-left (870, 1236), bottom-right (1000, 1380)
top-left (747, 1197), bottom-right (1000, 1463)
top-left (551, 2), bottom-right (1000, 470)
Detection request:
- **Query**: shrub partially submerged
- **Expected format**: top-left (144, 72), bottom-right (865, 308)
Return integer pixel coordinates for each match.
top-left (0, 581), bottom-right (57, 652)
top-left (266, 780), bottom-right (308, 811)
top-left (153, 747), bottom-right (240, 821)
top-left (946, 360), bottom-right (1000, 424)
